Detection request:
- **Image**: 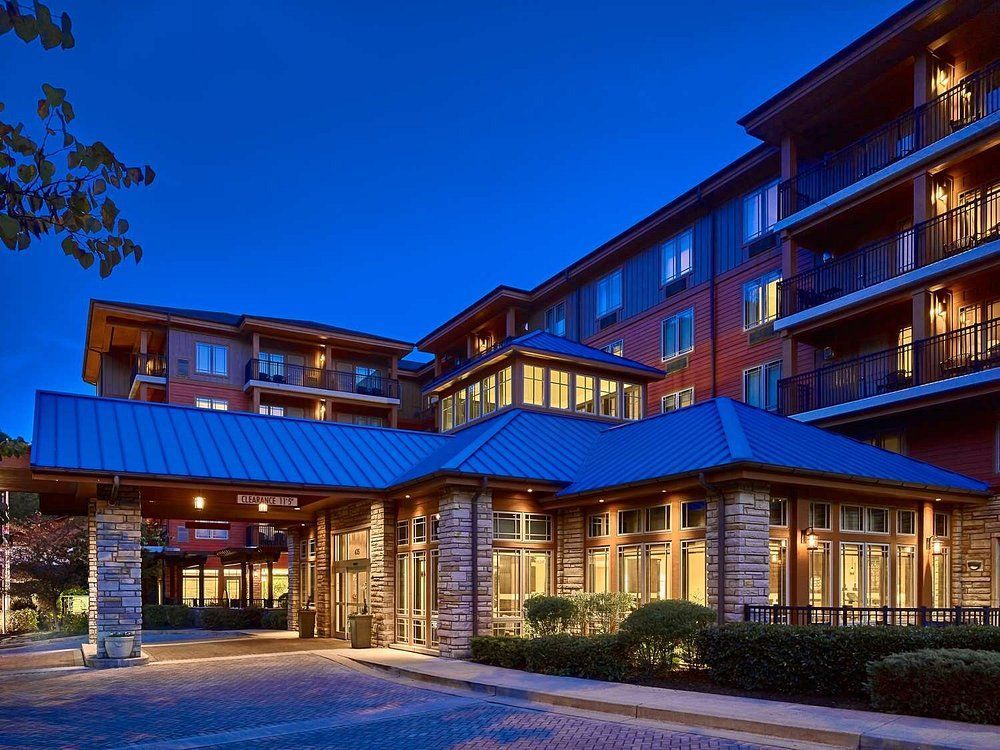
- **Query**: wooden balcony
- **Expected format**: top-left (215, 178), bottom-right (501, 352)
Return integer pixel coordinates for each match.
top-left (778, 318), bottom-right (1000, 416)
top-left (778, 59), bottom-right (1000, 220)
top-left (778, 189), bottom-right (1000, 318)
top-left (245, 359), bottom-right (400, 400)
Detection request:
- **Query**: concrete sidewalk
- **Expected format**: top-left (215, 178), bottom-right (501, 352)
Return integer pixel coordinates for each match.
top-left (340, 648), bottom-right (998, 750)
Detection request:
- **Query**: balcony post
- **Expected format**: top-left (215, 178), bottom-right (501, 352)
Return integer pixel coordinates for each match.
top-left (919, 501), bottom-right (935, 608)
top-left (198, 563), bottom-right (205, 607)
top-left (913, 172), bottom-right (932, 225)
top-left (267, 560), bottom-right (274, 608)
top-left (913, 50), bottom-right (931, 109)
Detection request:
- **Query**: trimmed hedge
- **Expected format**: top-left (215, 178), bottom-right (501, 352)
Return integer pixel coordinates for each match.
top-left (524, 595), bottom-right (576, 635)
top-left (261, 609), bottom-right (288, 630)
top-left (697, 623), bottom-right (1000, 698)
top-left (868, 649), bottom-right (1000, 723)
top-left (200, 607), bottom-right (264, 630)
top-left (142, 604), bottom-right (195, 629)
top-left (60, 612), bottom-right (88, 635)
top-left (472, 633), bottom-right (627, 681)
top-left (7, 609), bottom-right (38, 634)
top-left (618, 600), bottom-right (715, 675)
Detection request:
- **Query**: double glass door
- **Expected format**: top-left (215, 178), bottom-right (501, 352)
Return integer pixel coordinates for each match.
top-left (334, 564), bottom-right (369, 638)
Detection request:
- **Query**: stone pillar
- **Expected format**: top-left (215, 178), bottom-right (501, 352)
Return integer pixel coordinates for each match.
top-left (437, 487), bottom-right (492, 658)
top-left (315, 511), bottom-right (331, 637)
top-left (951, 498), bottom-right (999, 606)
top-left (706, 482), bottom-right (770, 622)
top-left (89, 485), bottom-right (143, 658)
top-left (555, 508), bottom-right (584, 596)
top-left (369, 499), bottom-right (396, 646)
top-left (87, 507), bottom-right (97, 644)
top-left (286, 528), bottom-right (299, 630)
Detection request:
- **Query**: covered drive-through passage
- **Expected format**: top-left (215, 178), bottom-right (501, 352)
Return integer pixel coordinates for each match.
top-left (4, 391), bottom-right (989, 665)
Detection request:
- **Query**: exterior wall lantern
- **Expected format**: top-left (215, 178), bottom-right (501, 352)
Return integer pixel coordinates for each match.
top-left (928, 536), bottom-right (943, 555)
top-left (194, 495), bottom-right (205, 511)
top-left (258, 501), bottom-right (269, 513)
top-left (801, 527), bottom-right (819, 550)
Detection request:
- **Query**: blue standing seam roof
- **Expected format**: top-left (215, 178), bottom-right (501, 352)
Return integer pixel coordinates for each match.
top-left (422, 329), bottom-right (664, 392)
top-left (30, 392), bottom-right (989, 496)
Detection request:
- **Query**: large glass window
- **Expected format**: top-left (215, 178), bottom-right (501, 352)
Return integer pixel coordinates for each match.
top-left (661, 308), bottom-right (694, 360)
top-left (545, 303), bottom-right (566, 336)
top-left (682, 540), bottom-right (707, 606)
top-left (196, 342), bottom-right (228, 376)
top-left (896, 545), bottom-right (917, 607)
top-left (840, 543), bottom-right (889, 607)
top-left (623, 384), bottom-right (642, 420)
top-left (498, 366), bottom-right (513, 408)
top-left (482, 374), bottom-right (497, 415)
top-left (588, 513), bottom-right (610, 538)
top-left (523, 364), bottom-right (545, 406)
top-left (931, 547), bottom-right (949, 607)
top-left (743, 271), bottom-right (781, 330)
top-left (441, 395), bottom-right (454, 431)
top-left (586, 548), bottom-right (610, 593)
top-left (662, 388), bottom-right (694, 413)
top-left (454, 387), bottom-right (467, 426)
top-left (493, 549), bottom-right (520, 619)
top-left (744, 361), bottom-right (781, 411)
top-left (808, 541), bottom-right (831, 606)
top-left (682, 500), bottom-right (706, 529)
top-left (768, 539), bottom-right (788, 605)
top-left (597, 269), bottom-right (623, 317)
top-left (195, 397), bottom-right (228, 411)
top-left (645, 543), bottom-right (670, 601)
top-left (492, 549), bottom-right (551, 634)
top-left (661, 228), bottom-right (693, 284)
top-left (575, 375), bottom-right (596, 414)
top-left (549, 370), bottom-right (570, 410)
top-left (742, 179), bottom-right (778, 242)
top-left (617, 545), bottom-right (642, 601)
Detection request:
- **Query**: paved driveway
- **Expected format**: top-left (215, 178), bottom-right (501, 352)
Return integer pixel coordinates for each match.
top-left (0, 651), bottom-right (785, 749)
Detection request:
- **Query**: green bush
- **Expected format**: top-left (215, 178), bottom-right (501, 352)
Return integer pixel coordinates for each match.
top-left (567, 592), bottom-right (636, 633)
top-left (473, 633), bottom-right (627, 681)
top-left (619, 600), bottom-right (715, 675)
top-left (60, 612), bottom-right (88, 635)
top-left (200, 607), bottom-right (264, 630)
top-left (142, 604), bottom-right (195, 629)
top-left (524, 595), bottom-right (576, 635)
top-left (868, 649), bottom-right (1000, 723)
top-left (8, 608), bottom-right (38, 633)
top-left (697, 624), bottom-right (1000, 699)
top-left (261, 609), bottom-right (288, 630)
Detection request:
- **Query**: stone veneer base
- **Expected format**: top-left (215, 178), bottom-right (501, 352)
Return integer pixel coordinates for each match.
top-left (81, 643), bottom-right (150, 669)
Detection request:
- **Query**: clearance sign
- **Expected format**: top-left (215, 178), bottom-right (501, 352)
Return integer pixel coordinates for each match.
top-left (237, 494), bottom-right (299, 508)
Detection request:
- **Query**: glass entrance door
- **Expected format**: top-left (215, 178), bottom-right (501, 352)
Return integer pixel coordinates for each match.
top-left (334, 564), bottom-right (369, 638)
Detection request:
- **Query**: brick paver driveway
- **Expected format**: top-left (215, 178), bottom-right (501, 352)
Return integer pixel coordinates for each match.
top-left (0, 652), bottom-right (784, 749)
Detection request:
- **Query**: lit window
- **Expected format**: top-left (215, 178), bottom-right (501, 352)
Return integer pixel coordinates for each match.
top-left (441, 395), bottom-right (454, 431)
top-left (602, 340), bottom-right (624, 357)
top-left (743, 271), bottom-right (781, 330)
top-left (498, 366), bottom-right (513, 408)
top-left (769, 539), bottom-right (787, 605)
top-left (661, 388), bottom-right (694, 413)
top-left (661, 228), bottom-right (693, 284)
top-left (195, 342), bottom-right (228, 376)
top-left (468, 381), bottom-right (482, 421)
top-left (618, 508), bottom-right (642, 535)
top-left (523, 364), bottom-right (545, 406)
top-left (897, 510), bottom-right (916, 536)
top-left (588, 513), bottom-right (610, 538)
top-left (586, 548), bottom-right (610, 593)
top-left (682, 500), bottom-right (706, 529)
top-left (744, 361), bottom-right (781, 411)
top-left (682, 540), bottom-right (707, 606)
top-left (742, 180), bottom-right (779, 242)
top-left (259, 404), bottom-right (284, 417)
top-left (454, 388), bottom-right (467, 426)
top-left (599, 379), bottom-right (619, 417)
top-left (661, 308), bottom-right (694, 360)
top-left (623, 384), bottom-right (642, 420)
top-left (412, 516), bottom-right (427, 544)
top-left (195, 397), bottom-right (228, 411)
top-left (575, 375), bottom-right (595, 414)
top-left (549, 370), bottom-right (570, 409)
top-left (396, 520), bottom-right (409, 546)
top-left (194, 528), bottom-right (229, 540)
top-left (597, 269), bottom-right (623, 317)
top-left (545, 303), bottom-right (566, 336)
top-left (482, 374), bottom-right (498, 415)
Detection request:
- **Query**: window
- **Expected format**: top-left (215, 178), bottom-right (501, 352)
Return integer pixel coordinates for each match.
top-left (934, 512), bottom-right (950, 537)
top-left (682, 540), bottom-right (707, 606)
top-left (617, 508), bottom-right (642, 535)
top-left (597, 269), bottom-right (623, 317)
top-left (412, 516), bottom-right (427, 544)
top-left (575, 375), bottom-right (595, 414)
top-left (353, 414), bottom-right (383, 427)
top-left (865, 507), bottom-right (889, 534)
top-left (602, 339), bottom-right (624, 357)
top-left (498, 366), bottom-right (512, 408)
top-left (660, 228), bottom-right (693, 284)
top-left (661, 388), bottom-right (694, 413)
top-left (769, 498), bottom-right (787, 527)
top-left (468, 381), bottom-right (482, 421)
top-left (194, 528), bottom-right (229, 540)
top-left (586, 548), bottom-right (610, 593)
top-left (896, 545), bottom-right (917, 607)
top-left (897, 509), bottom-right (916, 536)
top-left (549, 370), bottom-right (570, 410)
top-left (588, 513), bottom-right (610, 538)
top-left (412, 551), bottom-right (427, 644)
top-left (490, 511), bottom-right (551, 542)
top-left (618, 545), bottom-right (642, 600)
top-left (441, 395), bottom-right (454, 431)
top-left (931, 545), bottom-right (949, 607)
top-left (840, 505), bottom-right (863, 532)
top-left (742, 179), bottom-right (778, 243)
top-left (430, 514), bottom-right (440, 542)
top-left (743, 271), bottom-right (781, 330)
top-left (493, 512), bottom-right (521, 541)
top-left (259, 404), bottom-right (285, 417)
top-left (524, 514), bottom-right (552, 542)
top-left (623, 384), bottom-right (642, 420)
top-left (482, 374), bottom-right (498, 415)
top-left (195, 342), bottom-right (228, 376)
top-left (769, 539), bottom-right (788, 605)
top-left (454, 388), bottom-right (467, 427)
top-left (396, 520), bottom-right (409, 546)
top-left (646, 505), bottom-right (669, 532)
top-left (661, 308), bottom-right (694, 360)
top-left (645, 543), bottom-right (671, 602)
top-left (809, 502), bottom-right (831, 530)
top-left (545, 303), bottom-right (566, 336)
top-left (523, 364), bottom-right (545, 407)
top-left (176, 525), bottom-right (188, 542)
top-left (492, 549), bottom-right (551, 633)
top-left (808, 541), bottom-right (831, 606)
top-left (866, 432), bottom-right (905, 454)
top-left (743, 361), bottom-right (781, 411)
top-left (841, 505), bottom-right (889, 533)
top-left (195, 397), bottom-right (228, 411)
top-left (840, 543), bottom-right (890, 607)
top-left (259, 351), bottom-right (285, 379)
top-left (682, 500), bottom-right (706, 529)
top-left (396, 554), bottom-right (409, 617)
top-left (599, 379), bottom-right (619, 417)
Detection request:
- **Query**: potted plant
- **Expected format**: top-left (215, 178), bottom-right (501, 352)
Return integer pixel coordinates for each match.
top-left (347, 594), bottom-right (373, 648)
top-left (104, 631), bottom-right (135, 659)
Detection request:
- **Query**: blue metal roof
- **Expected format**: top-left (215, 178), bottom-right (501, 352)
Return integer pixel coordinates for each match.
top-left (424, 330), bottom-right (664, 392)
top-left (31, 392), bottom-right (989, 496)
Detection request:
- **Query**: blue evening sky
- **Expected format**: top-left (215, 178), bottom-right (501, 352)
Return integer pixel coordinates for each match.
top-left (1, 0), bottom-right (903, 438)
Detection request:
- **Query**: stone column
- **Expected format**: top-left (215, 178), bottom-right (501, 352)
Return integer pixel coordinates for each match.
top-left (951, 498), bottom-right (1000, 606)
top-left (369, 499), bottom-right (396, 646)
top-left (315, 511), bottom-right (331, 637)
top-left (89, 485), bottom-right (143, 658)
top-left (556, 508), bottom-right (584, 596)
top-left (87, 506), bottom-right (97, 644)
top-left (437, 487), bottom-right (492, 658)
top-left (286, 527), bottom-right (299, 630)
top-left (706, 482), bottom-right (770, 622)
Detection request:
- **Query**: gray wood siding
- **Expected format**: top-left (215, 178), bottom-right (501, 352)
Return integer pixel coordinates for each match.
top-left (98, 353), bottom-right (132, 398)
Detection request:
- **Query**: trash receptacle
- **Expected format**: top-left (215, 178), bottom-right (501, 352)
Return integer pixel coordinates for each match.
top-left (298, 609), bottom-right (316, 639)
top-left (347, 613), bottom-right (372, 648)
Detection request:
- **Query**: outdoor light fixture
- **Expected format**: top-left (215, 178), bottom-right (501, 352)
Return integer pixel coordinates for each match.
top-left (194, 496), bottom-right (205, 511)
top-left (934, 497), bottom-right (942, 502)
top-left (598, 498), bottom-right (605, 504)
top-left (526, 488), bottom-right (533, 494)
top-left (801, 527), bottom-right (819, 550)
top-left (258, 501), bottom-right (269, 513)
top-left (928, 536), bottom-right (943, 555)
top-left (404, 494), bottom-right (411, 499)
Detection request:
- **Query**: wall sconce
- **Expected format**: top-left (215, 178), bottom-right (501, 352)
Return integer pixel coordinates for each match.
top-left (934, 182), bottom-right (949, 207)
top-left (967, 560), bottom-right (983, 572)
top-left (935, 67), bottom-right (950, 92)
top-left (801, 527), bottom-right (819, 550)
top-left (258, 502), bottom-right (269, 513)
top-left (928, 536), bottom-right (943, 555)
top-left (194, 496), bottom-right (205, 511)
top-left (934, 297), bottom-right (947, 319)
top-left (319, 353), bottom-right (326, 366)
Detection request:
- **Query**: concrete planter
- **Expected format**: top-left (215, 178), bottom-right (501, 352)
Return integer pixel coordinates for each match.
top-left (348, 614), bottom-right (372, 648)
top-left (104, 634), bottom-right (134, 659)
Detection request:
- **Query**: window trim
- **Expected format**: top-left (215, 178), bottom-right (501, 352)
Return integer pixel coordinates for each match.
top-left (195, 396), bottom-right (228, 411)
top-left (601, 339), bottom-right (624, 358)
top-left (195, 342), bottom-right (229, 377)
top-left (743, 360), bottom-right (782, 412)
top-left (741, 178), bottom-right (779, 244)
top-left (616, 508), bottom-right (643, 536)
top-left (742, 270), bottom-right (782, 331)
top-left (661, 387), bottom-right (694, 413)
top-left (545, 302), bottom-right (567, 337)
top-left (681, 500), bottom-right (707, 530)
top-left (660, 227), bottom-right (694, 285)
top-left (596, 268), bottom-right (624, 318)
top-left (661, 307), bottom-right (695, 362)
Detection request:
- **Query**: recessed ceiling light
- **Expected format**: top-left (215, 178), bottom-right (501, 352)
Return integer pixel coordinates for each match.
top-left (527, 488), bottom-right (533, 494)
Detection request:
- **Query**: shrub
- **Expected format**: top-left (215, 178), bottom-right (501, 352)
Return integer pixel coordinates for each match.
top-left (472, 635), bottom-right (528, 670)
top-left (696, 624), bottom-right (1000, 699)
top-left (567, 592), bottom-right (636, 633)
top-left (524, 595), bottom-right (576, 636)
top-left (142, 604), bottom-right (195, 629)
top-left (619, 600), bottom-right (715, 675)
top-left (261, 609), bottom-right (288, 630)
top-left (473, 633), bottom-right (627, 681)
top-left (60, 612), bottom-right (88, 635)
top-left (8, 609), bottom-right (38, 634)
top-left (868, 649), bottom-right (1000, 723)
top-left (199, 607), bottom-right (264, 630)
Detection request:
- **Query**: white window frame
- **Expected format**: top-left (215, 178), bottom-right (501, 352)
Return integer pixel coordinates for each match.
top-left (596, 268), bottom-right (623, 317)
top-left (743, 270), bottom-right (782, 330)
top-left (195, 397), bottom-right (228, 411)
top-left (742, 179), bottom-right (779, 243)
top-left (259, 404), bottom-right (285, 417)
top-left (743, 360), bottom-right (781, 411)
top-left (545, 302), bottom-right (567, 336)
top-left (195, 342), bottom-right (228, 376)
top-left (601, 339), bottom-right (624, 357)
top-left (661, 308), bottom-right (694, 361)
top-left (661, 387), bottom-right (694, 413)
top-left (194, 528), bottom-right (229, 540)
top-left (660, 227), bottom-right (693, 284)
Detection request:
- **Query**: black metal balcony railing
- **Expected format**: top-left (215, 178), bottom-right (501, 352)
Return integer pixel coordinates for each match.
top-left (779, 189), bottom-right (1000, 317)
top-left (778, 59), bottom-right (1000, 219)
top-left (246, 523), bottom-right (287, 548)
top-left (746, 604), bottom-right (1000, 627)
top-left (132, 352), bottom-right (167, 379)
top-left (245, 359), bottom-right (400, 399)
top-left (778, 318), bottom-right (1000, 415)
